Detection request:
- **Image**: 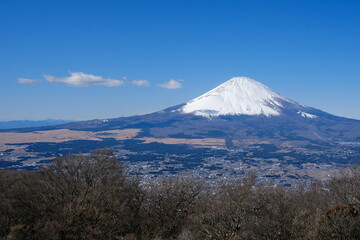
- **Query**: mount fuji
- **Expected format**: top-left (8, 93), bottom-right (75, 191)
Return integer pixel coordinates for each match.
top-left (182, 77), bottom-right (293, 117)
top-left (1, 77), bottom-right (360, 183)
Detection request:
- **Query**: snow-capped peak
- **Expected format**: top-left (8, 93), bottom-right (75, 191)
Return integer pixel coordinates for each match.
top-left (182, 77), bottom-right (292, 117)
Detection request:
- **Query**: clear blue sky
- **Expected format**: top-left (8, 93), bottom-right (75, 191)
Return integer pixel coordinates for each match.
top-left (1, 0), bottom-right (360, 121)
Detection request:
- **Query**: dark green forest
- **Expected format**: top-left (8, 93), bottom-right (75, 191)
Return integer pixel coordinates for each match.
top-left (1, 149), bottom-right (360, 240)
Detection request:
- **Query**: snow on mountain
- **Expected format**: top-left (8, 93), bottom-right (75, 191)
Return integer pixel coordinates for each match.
top-left (297, 111), bottom-right (317, 119)
top-left (182, 77), bottom-right (295, 117)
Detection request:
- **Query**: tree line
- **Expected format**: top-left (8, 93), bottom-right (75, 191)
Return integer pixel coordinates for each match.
top-left (1, 148), bottom-right (360, 239)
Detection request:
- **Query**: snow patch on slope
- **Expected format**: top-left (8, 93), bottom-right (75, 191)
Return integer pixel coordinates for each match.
top-left (182, 77), bottom-right (292, 117)
top-left (297, 111), bottom-right (317, 119)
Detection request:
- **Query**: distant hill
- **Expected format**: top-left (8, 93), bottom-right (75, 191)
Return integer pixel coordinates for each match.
top-left (0, 119), bottom-right (72, 130)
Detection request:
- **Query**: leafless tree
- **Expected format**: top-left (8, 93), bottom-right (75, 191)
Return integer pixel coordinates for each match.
top-left (319, 166), bottom-right (360, 239)
top-left (9, 149), bottom-right (142, 240)
top-left (193, 173), bottom-right (261, 239)
top-left (140, 177), bottom-right (202, 239)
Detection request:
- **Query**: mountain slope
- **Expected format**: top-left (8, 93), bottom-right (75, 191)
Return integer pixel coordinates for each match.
top-left (1, 76), bottom-right (360, 183)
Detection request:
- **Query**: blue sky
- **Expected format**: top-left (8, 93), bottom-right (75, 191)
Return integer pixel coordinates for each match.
top-left (1, 0), bottom-right (360, 121)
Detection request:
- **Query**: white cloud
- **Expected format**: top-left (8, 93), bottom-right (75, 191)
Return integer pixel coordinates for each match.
top-left (158, 79), bottom-right (182, 89)
top-left (44, 72), bottom-right (124, 87)
top-left (132, 80), bottom-right (150, 87)
top-left (17, 78), bottom-right (37, 84)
